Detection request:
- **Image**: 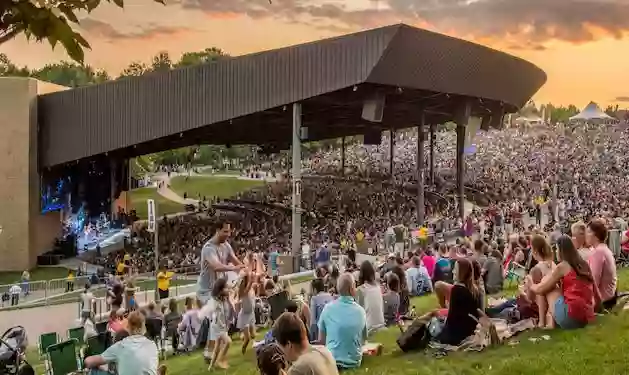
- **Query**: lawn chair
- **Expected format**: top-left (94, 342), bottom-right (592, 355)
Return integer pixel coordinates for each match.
top-left (46, 339), bottom-right (79, 375)
top-left (38, 332), bottom-right (59, 358)
top-left (505, 262), bottom-right (526, 287)
top-left (267, 290), bottom-right (290, 322)
top-left (145, 317), bottom-right (165, 360)
top-left (67, 327), bottom-right (85, 347)
top-left (83, 332), bottom-right (110, 358)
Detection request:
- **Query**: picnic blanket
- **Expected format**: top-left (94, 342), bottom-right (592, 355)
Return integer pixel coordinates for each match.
top-left (429, 318), bottom-right (536, 352)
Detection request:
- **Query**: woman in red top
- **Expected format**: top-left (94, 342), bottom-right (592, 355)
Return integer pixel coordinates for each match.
top-left (530, 235), bottom-right (601, 329)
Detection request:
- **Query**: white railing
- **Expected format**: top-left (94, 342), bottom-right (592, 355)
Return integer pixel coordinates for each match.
top-left (85, 270), bottom-right (315, 323)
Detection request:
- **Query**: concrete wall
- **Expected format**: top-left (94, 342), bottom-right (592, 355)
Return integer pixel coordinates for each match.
top-left (0, 78), bottom-right (68, 271)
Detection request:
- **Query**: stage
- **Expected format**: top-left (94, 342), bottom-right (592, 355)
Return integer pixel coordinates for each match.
top-left (76, 227), bottom-right (130, 254)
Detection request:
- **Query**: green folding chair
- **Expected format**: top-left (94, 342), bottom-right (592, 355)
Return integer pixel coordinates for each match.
top-left (68, 327), bottom-right (85, 347)
top-left (46, 339), bottom-right (80, 375)
top-left (84, 333), bottom-right (109, 357)
top-left (38, 332), bottom-right (59, 357)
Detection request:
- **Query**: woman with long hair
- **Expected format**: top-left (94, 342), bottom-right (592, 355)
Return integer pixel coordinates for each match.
top-left (356, 260), bottom-right (385, 333)
top-left (237, 272), bottom-right (257, 354)
top-left (530, 235), bottom-right (601, 329)
top-left (529, 234), bottom-right (558, 328)
top-left (432, 258), bottom-right (481, 346)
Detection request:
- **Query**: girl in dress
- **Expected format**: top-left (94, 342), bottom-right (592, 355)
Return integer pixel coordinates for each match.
top-left (209, 278), bottom-right (233, 370)
top-left (237, 272), bottom-right (257, 354)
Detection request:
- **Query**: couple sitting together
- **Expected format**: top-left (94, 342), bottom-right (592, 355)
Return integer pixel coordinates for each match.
top-left (487, 220), bottom-right (618, 330)
top-left (259, 273), bottom-right (367, 375)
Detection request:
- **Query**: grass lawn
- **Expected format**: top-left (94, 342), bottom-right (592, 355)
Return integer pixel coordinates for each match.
top-left (197, 168), bottom-right (242, 176)
top-left (159, 269), bottom-right (629, 375)
top-left (130, 187), bottom-right (185, 219)
top-left (0, 267), bottom-right (70, 286)
top-left (169, 176), bottom-right (264, 200)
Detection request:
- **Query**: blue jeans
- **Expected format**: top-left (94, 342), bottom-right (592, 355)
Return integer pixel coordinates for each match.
top-left (485, 298), bottom-right (517, 318)
top-left (554, 296), bottom-right (587, 329)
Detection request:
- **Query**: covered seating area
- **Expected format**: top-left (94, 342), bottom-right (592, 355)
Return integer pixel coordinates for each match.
top-left (38, 23), bottom-right (546, 256)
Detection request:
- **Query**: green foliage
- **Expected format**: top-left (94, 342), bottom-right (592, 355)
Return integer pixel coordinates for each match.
top-left (0, 0), bottom-right (165, 63)
top-left (544, 103), bottom-right (579, 123)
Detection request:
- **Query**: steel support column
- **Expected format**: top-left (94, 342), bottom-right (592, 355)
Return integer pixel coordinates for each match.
top-left (417, 113), bottom-right (425, 226)
top-left (291, 103), bottom-right (302, 256)
top-left (389, 129), bottom-right (395, 177)
top-left (456, 101), bottom-right (471, 223)
top-left (429, 124), bottom-right (435, 185)
top-left (341, 137), bottom-right (346, 176)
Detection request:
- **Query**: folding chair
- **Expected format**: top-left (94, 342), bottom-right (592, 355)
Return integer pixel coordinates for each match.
top-left (267, 290), bottom-right (290, 322)
top-left (145, 317), bottom-right (165, 360)
top-left (505, 262), bottom-right (526, 287)
top-left (46, 339), bottom-right (79, 375)
top-left (84, 332), bottom-right (110, 358)
top-left (38, 332), bottom-right (59, 358)
top-left (67, 327), bottom-right (85, 347)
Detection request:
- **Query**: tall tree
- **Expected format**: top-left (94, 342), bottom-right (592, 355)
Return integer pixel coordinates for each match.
top-left (0, 0), bottom-right (165, 63)
top-left (32, 61), bottom-right (110, 87)
top-left (119, 61), bottom-right (149, 78)
top-left (176, 48), bottom-right (227, 67)
top-left (150, 51), bottom-right (172, 71)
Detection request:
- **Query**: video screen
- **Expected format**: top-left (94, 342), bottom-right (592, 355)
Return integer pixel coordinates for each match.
top-left (41, 176), bottom-right (72, 213)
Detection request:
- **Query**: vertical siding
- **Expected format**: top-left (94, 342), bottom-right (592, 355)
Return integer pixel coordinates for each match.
top-left (39, 25), bottom-right (396, 167)
top-left (38, 24), bottom-right (545, 168)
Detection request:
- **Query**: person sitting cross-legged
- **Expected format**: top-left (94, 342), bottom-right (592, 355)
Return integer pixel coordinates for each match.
top-left (85, 310), bottom-right (165, 375)
top-left (318, 273), bottom-right (367, 371)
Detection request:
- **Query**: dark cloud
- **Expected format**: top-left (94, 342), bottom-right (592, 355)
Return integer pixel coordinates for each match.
top-left (180, 0), bottom-right (629, 49)
top-left (80, 19), bottom-right (193, 41)
top-left (615, 96), bottom-right (629, 102)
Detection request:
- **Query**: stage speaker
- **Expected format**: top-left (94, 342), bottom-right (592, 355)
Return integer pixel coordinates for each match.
top-left (490, 108), bottom-right (506, 129)
top-left (481, 115), bottom-right (491, 131)
top-left (363, 130), bottom-right (382, 145)
top-left (362, 93), bottom-right (386, 123)
top-left (454, 99), bottom-right (472, 125)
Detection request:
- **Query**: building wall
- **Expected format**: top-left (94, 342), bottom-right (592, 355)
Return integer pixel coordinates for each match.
top-left (0, 78), bottom-right (68, 271)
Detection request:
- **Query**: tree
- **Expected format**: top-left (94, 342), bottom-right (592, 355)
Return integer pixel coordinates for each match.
top-left (119, 61), bottom-right (148, 77)
top-left (176, 48), bottom-right (227, 67)
top-left (32, 61), bottom-right (109, 86)
top-left (545, 103), bottom-right (579, 123)
top-left (0, 0), bottom-right (165, 63)
top-left (0, 52), bottom-right (30, 76)
top-left (150, 51), bottom-right (171, 71)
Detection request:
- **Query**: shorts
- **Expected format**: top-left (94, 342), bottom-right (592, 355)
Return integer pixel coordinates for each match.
top-left (197, 290), bottom-right (211, 305)
top-left (554, 296), bottom-right (587, 329)
top-left (158, 289), bottom-right (169, 300)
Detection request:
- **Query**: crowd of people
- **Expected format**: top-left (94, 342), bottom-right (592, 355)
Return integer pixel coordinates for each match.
top-left (79, 121), bottom-right (629, 375)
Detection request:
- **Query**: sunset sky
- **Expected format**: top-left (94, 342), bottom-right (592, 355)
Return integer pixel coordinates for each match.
top-left (2, 0), bottom-right (629, 108)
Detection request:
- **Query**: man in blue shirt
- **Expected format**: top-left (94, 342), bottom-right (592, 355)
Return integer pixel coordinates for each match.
top-left (318, 273), bottom-right (367, 369)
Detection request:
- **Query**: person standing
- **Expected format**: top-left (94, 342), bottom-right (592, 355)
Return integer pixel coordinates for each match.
top-left (196, 220), bottom-right (244, 360)
top-left (157, 266), bottom-right (172, 300)
top-left (21, 270), bottom-right (30, 296)
top-left (80, 284), bottom-right (96, 326)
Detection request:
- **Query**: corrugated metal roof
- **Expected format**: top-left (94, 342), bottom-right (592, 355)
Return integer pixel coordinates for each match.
top-left (38, 24), bottom-right (545, 167)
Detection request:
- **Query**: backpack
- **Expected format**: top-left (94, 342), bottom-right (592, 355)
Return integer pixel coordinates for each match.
top-left (396, 319), bottom-right (430, 353)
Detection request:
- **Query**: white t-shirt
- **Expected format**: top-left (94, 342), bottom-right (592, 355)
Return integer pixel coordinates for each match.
top-left (81, 291), bottom-right (95, 312)
top-left (9, 285), bottom-right (21, 295)
top-left (356, 283), bottom-right (385, 332)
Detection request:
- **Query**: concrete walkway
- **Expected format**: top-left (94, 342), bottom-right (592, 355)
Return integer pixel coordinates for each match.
top-left (1, 280), bottom-right (310, 347)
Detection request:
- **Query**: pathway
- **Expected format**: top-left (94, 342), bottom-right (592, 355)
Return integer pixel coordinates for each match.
top-left (152, 171), bottom-right (275, 205)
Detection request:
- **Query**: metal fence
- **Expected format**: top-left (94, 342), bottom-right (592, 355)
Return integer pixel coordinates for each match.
top-left (86, 269), bottom-right (315, 323)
